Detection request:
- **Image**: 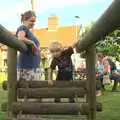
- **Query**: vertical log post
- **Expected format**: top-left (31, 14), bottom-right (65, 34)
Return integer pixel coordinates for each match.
top-left (86, 46), bottom-right (96, 120)
top-left (8, 47), bottom-right (17, 117)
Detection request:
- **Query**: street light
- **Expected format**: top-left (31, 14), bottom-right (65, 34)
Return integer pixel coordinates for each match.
top-left (30, 0), bottom-right (35, 31)
top-left (71, 16), bottom-right (81, 79)
top-left (74, 16), bottom-right (80, 41)
top-left (31, 0), bottom-right (35, 11)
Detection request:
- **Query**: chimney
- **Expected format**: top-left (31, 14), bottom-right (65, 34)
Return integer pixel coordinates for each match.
top-left (48, 15), bottom-right (59, 31)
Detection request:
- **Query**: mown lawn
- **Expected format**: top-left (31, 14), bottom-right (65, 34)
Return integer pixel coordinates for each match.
top-left (0, 90), bottom-right (7, 120)
top-left (96, 88), bottom-right (120, 120)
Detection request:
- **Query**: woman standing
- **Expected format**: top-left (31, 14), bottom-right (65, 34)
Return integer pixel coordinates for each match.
top-left (16, 10), bottom-right (40, 81)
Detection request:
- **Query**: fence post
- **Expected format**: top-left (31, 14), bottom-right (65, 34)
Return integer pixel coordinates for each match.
top-left (86, 46), bottom-right (96, 120)
top-left (8, 47), bottom-right (17, 117)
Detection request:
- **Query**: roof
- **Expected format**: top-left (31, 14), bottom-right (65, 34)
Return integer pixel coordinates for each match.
top-left (33, 25), bottom-right (80, 48)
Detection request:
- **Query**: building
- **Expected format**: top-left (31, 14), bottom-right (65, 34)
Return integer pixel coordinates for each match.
top-left (33, 15), bottom-right (80, 48)
top-left (0, 15), bottom-right (81, 70)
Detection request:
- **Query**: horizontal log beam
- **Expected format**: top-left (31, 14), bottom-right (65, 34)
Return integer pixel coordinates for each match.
top-left (76, 0), bottom-right (120, 52)
top-left (7, 118), bottom-right (44, 120)
top-left (12, 102), bottom-right (102, 115)
top-left (17, 88), bottom-right (86, 98)
top-left (18, 80), bottom-right (86, 88)
top-left (18, 80), bottom-right (101, 90)
top-left (0, 24), bottom-right (28, 53)
top-left (2, 80), bottom-right (101, 90)
top-left (7, 115), bottom-right (87, 120)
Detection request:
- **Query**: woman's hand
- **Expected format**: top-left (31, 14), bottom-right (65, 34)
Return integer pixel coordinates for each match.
top-left (32, 45), bottom-right (40, 55)
top-left (17, 30), bottom-right (35, 45)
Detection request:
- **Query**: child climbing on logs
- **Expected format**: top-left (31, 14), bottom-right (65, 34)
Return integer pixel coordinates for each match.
top-left (48, 41), bottom-right (77, 103)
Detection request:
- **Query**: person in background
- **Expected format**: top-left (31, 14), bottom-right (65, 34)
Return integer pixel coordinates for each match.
top-left (48, 41), bottom-right (76, 103)
top-left (16, 10), bottom-right (40, 81)
top-left (41, 48), bottom-right (52, 80)
top-left (107, 57), bottom-right (120, 91)
top-left (115, 58), bottom-right (120, 72)
top-left (96, 53), bottom-right (105, 96)
top-left (96, 53), bottom-right (110, 91)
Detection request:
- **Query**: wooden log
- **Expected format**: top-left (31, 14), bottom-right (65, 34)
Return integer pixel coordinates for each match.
top-left (6, 115), bottom-right (86, 120)
top-left (76, 0), bottom-right (120, 52)
top-left (7, 118), bottom-right (43, 120)
top-left (86, 47), bottom-right (96, 120)
top-left (12, 102), bottom-right (81, 115)
top-left (7, 118), bottom-right (42, 120)
top-left (0, 25), bottom-right (28, 53)
top-left (2, 80), bottom-right (101, 90)
top-left (12, 102), bottom-right (102, 115)
top-left (8, 48), bottom-right (17, 117)
top-left (18, 79), bottom-right (101, 90)
top-left (80, 102), bottom-right (102, 115)
top-left (17, 88), bottom-right (86, 98)
top-left (17, 79), bottom-right (86, 88)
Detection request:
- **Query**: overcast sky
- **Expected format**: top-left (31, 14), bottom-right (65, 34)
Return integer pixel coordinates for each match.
top-left (0, 0), bottom-right (113, 31)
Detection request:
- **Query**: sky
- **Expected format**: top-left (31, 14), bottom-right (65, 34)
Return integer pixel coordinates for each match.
top-left (0, 0), bottom-right (113, 31)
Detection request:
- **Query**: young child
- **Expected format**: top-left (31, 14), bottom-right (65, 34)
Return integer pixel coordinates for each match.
top-left (48, 41), bottom-right (75, 103)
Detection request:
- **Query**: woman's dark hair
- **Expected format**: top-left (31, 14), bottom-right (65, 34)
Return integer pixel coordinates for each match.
top-left (21, 10), bottom-right (36, 23)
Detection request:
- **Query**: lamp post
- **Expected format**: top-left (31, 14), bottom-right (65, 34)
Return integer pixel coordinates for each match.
top-left (31, 0), bottom-right (35, 32)
top-left (71, 16), bottom-right (81, 80)
top-left (31, 0), bottom-right (35, 11)
top-left (74, 16), bottom-right (80, 41)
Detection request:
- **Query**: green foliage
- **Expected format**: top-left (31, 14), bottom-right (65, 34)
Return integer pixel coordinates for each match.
top-left (96, 29), bottom-right (120, 59)
top-left (82, 23), bottom-right (120, 59)
top-left (0, 90), bottom-right (7, 120)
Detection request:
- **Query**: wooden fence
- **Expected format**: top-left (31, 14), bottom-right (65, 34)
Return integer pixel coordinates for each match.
top-left (0, 0), bottom-right (120, 120)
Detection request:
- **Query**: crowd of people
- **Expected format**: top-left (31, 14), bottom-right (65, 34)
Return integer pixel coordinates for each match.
top-left (96, 53), bottom-right (120, 93)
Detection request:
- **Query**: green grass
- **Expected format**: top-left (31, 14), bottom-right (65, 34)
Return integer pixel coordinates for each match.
top-left (0, 90), bottom-right (7, 120)
top-left (96, 90), bottom-right (120, 120)
top-left (0, 112), bottom-right (7, 120)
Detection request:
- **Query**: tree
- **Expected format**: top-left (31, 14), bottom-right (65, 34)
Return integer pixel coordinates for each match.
top-left (96, 29), bottom-right (120, 60)
top-left (80, 23), bottom-right (120, 60)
